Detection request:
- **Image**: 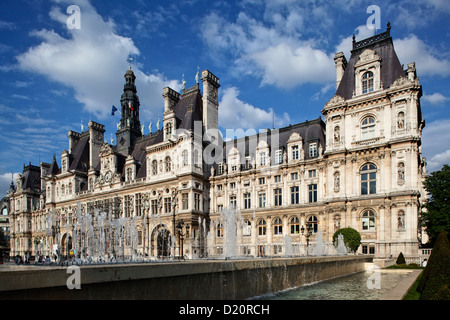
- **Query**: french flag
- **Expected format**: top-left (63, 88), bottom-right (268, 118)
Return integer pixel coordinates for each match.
top-left (129, 101), bottom-right (134, 111)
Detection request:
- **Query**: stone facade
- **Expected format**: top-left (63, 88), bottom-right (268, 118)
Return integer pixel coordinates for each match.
top-left (8, 26), bottom-right (428, 263)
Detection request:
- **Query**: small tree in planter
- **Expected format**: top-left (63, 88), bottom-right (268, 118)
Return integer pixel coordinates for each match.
top-left (396, 252), bottom-right (406, 265)
top-left (333, 227), bottom-right (361, 253)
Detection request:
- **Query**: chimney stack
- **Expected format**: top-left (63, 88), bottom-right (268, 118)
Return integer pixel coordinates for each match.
top-left (334, 52), bottom-right (347, 89)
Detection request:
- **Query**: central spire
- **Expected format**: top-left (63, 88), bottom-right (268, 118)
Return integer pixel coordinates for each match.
top-left (115, 67), bottom-right (142, 156)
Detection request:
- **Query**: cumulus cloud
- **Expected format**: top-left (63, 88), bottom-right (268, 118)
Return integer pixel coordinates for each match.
top-left (394, 35), bottom-right (450, 77)
top-left (15, 0), bottom-right (179, 120)
top-left (0, 173), bottom-right (19, 197)
top-left (422, 93), bottom-right (450, 106)
top-left (422, 119), bottom-right (450, 172)
top-left (219, 86), bottom-right (290, 133)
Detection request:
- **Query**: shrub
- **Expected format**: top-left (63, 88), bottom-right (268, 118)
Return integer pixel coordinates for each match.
top-left (333, 227), bottom-right (361, 253)
top-left (418, 229), bottom-right (450, 300)
top-left (396, 252), bottom-right (406, 265)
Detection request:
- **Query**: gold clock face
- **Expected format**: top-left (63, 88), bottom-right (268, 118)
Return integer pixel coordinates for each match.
top-left (105, 171), bottom-right (111, 183)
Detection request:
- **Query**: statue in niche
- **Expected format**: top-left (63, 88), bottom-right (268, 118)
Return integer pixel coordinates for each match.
top-left (397, 162), bottom-right (405, 185)
top-left (334, 126), bottom-right (340, 143)
top-left (398, 211), bottom-right (405, 229)
top-left (334, 215), bottom-right (341, 229)
top-left (334, 171), bottom-right (340, 192)
top-left (397, 112), bottom-right (405, 130)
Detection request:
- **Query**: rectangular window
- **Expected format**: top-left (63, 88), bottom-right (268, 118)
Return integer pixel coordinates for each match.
top-left (194, 193), bottom-right (201, 211)
top-left (151, 199), bottom-right (158, 215)
top-left (258, 192), bottom-right (266, 208)
top-left (275, 149), bottom-right (283, 164)
top-left (218, 163), bottom-right (224, 175)
top-left (274, 188), bottom-right (282, 207)
top-left (309, 143), bottom-right (318, 157)
top-left (182, 193), bottom-right (189, 210)
top-left (259, 177), bottom-right (266, 185)
top-left (308, 169), bottom-right (316, 178)
top-left (308, 184), bottom-right (317, 203)
top-left (217, 184), bottom-right (223, 191)
top-left (217, 204), bottom-right (223, 212)
top-left (291, 186), bottom-right (299, 204)
top-left (260, 152), bottom-right (266, 166)
top-left (230, 195), bottom-right (237, 209)
top-left (292, 145), bottom-right (299, 160)
top-left (244, 193), bottom-right (251, 209)
top-left (230, 182), bottom-right (236, 189)
top-left (274, 175), bottom-right (281, 183)
top-left (291, 172), bottom-right (298, 180)
top-left (164, 197), bottom-right (172, 214)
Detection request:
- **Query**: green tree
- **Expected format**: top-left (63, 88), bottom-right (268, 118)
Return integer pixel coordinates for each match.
top-left (333, 227), bottom-right (361, 253)
top-left (421, 164), bottom-right (450, 245)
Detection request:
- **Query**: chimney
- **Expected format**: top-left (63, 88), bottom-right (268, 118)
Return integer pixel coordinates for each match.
top-left (68, 130), bottom-right (81, 153)
top-left (162, 87), bottom-right (181, 114)
top-left (88, 121), bottom-right (105, 170)
top-left (334, 52), bottom-right (347, 89)
top-left (201, 70), bottom-right (220, 137)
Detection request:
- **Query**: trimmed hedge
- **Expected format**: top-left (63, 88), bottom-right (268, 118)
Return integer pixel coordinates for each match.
top-left (418, 229), bottom-right (450, 300)
top-left (396, 252), bottom-right (406, 265)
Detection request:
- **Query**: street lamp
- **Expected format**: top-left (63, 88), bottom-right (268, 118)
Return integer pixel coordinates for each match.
top-left (301, 223), bottom-right (313, 255)
top-left (176, 220), bottom-right (190, 260)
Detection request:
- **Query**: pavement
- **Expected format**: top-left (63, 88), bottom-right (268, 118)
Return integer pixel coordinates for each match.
top-left (380, 269), bottom-right (422, 300)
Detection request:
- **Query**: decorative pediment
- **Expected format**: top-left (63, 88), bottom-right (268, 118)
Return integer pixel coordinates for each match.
top-left (355, 49), bottom-right (381, 67)
top-left (390, 76), bottom-right (411, 89)
top-left (287, 132), bottom-right (303, 143)
top-left (325, 95), bottom-right (345, 108)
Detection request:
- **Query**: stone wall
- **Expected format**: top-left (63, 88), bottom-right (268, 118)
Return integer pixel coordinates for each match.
top-left (0, 255), bottom-right (372, 300)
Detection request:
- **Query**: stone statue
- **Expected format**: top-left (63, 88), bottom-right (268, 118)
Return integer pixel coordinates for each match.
top-left (398, 162), bottom-right (405, 184)
top-left (397, 112), bottom-right (405, 129)
top-left (149, 121), bottom-right (153, 133)
top-left (334, 126), bottom-right (340, 143)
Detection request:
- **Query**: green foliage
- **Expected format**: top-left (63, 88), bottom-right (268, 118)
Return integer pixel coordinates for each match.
top-left (421, 164), bottom-right (450, 245)
top-left (396, 252), bottom-right (406, 265)
top-left (332, 227), bottom-right (361, 253)
top-left (418, 230), bottom-right (450, 300)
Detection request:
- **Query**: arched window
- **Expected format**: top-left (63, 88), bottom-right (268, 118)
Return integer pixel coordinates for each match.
top-left (273, 217), bottom-right (283, 235)
top-left (126, 167), bottom-right (133, 182)
top-left (290, 217), bottom-right (300, 234)
top-left (362, 71), bottom-right (374, 94)
top-left (361, 163), bottom-right (377, 195)
top-left (243, 220), bottom-right (251, 236)
top-left (152, 160), bottom-right (158, 175)
top-left (308, 215), bottom-right (318, 233)
top-left (258, 219), bottom-right (267, 236)
top-left (362, 210), bottom-right (376, 231)
top-left (361, 116), bottom-right (375, 140)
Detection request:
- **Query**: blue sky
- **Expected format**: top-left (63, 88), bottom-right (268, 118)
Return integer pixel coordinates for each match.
top-left (1, 0), bottom-right (450, 196)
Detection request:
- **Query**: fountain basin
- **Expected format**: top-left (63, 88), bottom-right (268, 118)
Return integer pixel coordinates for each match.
top-left (0, 255), bottom-right (372, 300)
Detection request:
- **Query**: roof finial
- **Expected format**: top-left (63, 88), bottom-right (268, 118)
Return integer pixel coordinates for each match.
top-left (195, 65), bottom-right (200, 84)
top-left (387, 21), bottom-right (391, 35)
top-left (127, 57), bottom-right (134, 70)
top-left (182, 73), bottom-right (186, 90)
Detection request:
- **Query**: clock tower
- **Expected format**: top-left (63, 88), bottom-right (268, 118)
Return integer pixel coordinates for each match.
top-left (115, 66), bottom-right (142, 156)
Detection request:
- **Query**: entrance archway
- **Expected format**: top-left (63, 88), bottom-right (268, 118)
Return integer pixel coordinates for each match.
top-left (61, 233), bottom-right (72, 256)
top-left (157, 228), bottom-right (171, 258)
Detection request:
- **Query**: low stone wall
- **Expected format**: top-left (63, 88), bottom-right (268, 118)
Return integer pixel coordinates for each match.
top-left (0, 255), bottom-right (372, 300)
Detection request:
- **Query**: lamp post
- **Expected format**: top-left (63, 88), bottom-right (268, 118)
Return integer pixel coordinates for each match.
top-left (301, 223), bottom-right (313, 255)
top-left (176, 220), bottom-right (190, 260)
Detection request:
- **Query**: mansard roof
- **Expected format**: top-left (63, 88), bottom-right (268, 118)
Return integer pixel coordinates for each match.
top-left (335, 26), bottom-right (406, 100)
top-left (173, 85), bottom-right (203, 132)
top-left (222, 117), bottom-right (326, 160)
top-left (20, 164), bottom-right (41, 193)
top-left (68, 132), bottom-right (90, 172)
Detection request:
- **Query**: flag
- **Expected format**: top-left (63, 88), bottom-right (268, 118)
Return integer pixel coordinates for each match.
top-left (129, 101), bottom-right (134, 111)
top-left (111, 105), bottom-right (118, 116)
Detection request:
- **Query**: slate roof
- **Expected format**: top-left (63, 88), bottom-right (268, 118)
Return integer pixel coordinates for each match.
top-left (335, 28), bottom-right (406, 100)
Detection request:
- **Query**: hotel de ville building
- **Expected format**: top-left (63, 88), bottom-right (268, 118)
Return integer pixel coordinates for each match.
top-left (6, 25), bottom-right (429, 263)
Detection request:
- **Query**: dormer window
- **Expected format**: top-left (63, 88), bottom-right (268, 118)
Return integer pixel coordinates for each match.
top-left (362, 71), bottom-right (374, 94)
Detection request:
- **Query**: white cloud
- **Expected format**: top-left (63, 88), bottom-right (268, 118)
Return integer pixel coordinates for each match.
top-left (16, 0), bottom-right (178, 120)
top-left (0, 173), bottom-right (19, 197)
top-left (422, 93), bottom-right (450, 106)
top-left (201, 11), bottom-right (335, 89)
top-left (394, 35), bottom-right (450, 77)
top-left (219, 86), bottom-right (290, 132)
top-left (422, 119), bottom-right (450, 172)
